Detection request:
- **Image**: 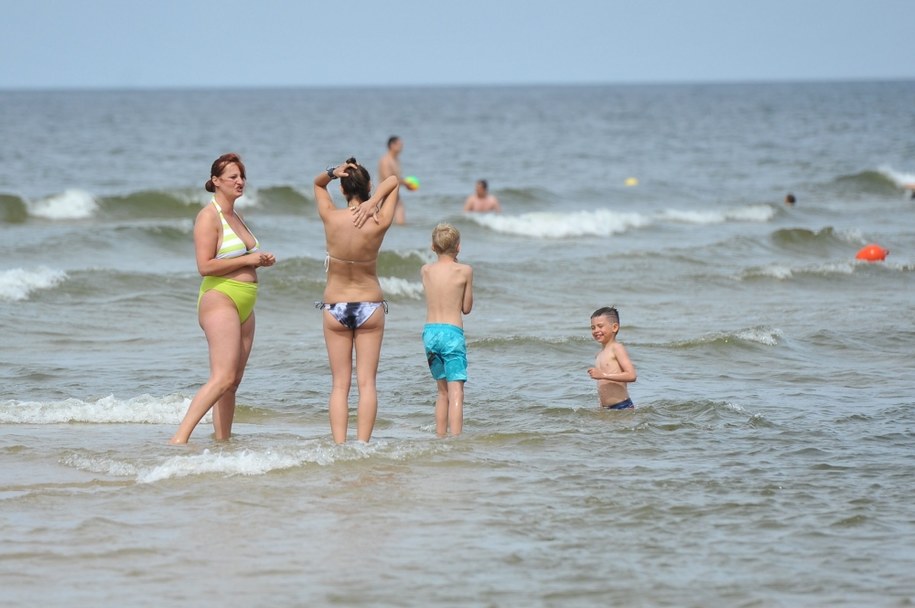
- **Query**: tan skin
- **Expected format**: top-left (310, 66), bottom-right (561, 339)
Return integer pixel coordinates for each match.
top-left (315, 163), bottom-right (399, 443)
top-left (587, 314), bottom-right (637, 407)
top-left (378, 139), bottom-right (407, 225)
top-left (421, 246), bottom-right (473, 436)
top-left (169, 162), bottom-right (276, 444)
top-left (463, 181), bottom-right (502, 213)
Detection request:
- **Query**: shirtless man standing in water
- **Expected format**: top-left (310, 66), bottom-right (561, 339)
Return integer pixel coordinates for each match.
top-left (378, 136), bottom-right (407, 225)
top-left (463, 179), bottom-right (502, 213)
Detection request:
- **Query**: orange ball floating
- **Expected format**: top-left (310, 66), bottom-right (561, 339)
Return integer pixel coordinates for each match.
top-left (855, 243), bottom-right (889, 262)
top-left (404, 176), bottom-right (420, 191)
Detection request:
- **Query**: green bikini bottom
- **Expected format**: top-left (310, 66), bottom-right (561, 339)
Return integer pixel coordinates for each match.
top-left (198, 276), bottom-right (258, 323)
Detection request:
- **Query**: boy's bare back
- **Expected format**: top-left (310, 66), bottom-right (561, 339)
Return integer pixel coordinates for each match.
top-left (421, 258), bottom-right (473, 327)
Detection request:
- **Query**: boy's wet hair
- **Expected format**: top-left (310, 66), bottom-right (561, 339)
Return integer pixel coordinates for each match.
top-left (591, 306), bottom-right (620, 326)
top-left (431, 223), bottom-right (461, 255)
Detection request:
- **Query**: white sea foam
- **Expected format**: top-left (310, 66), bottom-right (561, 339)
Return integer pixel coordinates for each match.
top-left (833, 227), bottom-right (867, 244)
top-left (727, 204), bottom-right (777, 222)
top-left (659, 204), bottom-right (775, 224)
top-left (677, 326), bottom-right (783, 348)
top-left (0, 267), bottom-right (67, 301)
top-left (174, 189), bottom-right (260, 208)
top-left (469, 204), bottom-right (773, 239)
top-left (389, 247), bottom-right (435, 264)
top-left (878, 166), bottom-right (915, 187)
top-left (235, 190), bottom-right (260, 209)
top-left (741, 265), bottom-right (795, 280)
top-left (740, 260), bottom-right (858, 281)
top-left (139, 446), bottom-right (323, 483)
top-left (734, 327), bottom-right (782, 346)
top-left (380, 276), bottom-right (424, 299)
top-left (470, 209), bottom-right (650, 238)
top-left (62, 453), bottom-right (141, 477)
top-left (818, 261), bottom-right (857, 275)
top-left (136, 439), bottom-right (449, 483)
top-left (29, 189), bottom-right (99, 219)
top-left (0, 394), bottom-right (195, 424)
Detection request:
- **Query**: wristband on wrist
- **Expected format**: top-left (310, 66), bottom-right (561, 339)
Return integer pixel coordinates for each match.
top-left (326, 166), bottom-right (337, 180)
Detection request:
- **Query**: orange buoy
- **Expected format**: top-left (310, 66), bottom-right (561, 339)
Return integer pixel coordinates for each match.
top-left (855, 243), bottom-right (889, 262)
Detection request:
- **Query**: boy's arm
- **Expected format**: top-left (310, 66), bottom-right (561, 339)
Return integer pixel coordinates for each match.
top-left (461, 266), bottom-right (473, 315)
top-left (420, 264), bottom-right (430, 296)
top-left (603, 343), bottom-right (637, 383)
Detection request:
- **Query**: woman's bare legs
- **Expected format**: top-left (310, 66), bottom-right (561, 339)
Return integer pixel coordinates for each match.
top-left (323, 306), bottom-right (385, 443)
top-left (353, 308), bottom-right (384, 442)
top-left (212, 311), bottom-right (255, 440)
top-left (170, 291), bottom-right (245, 444)
top-left (323, 312), bottom-right (354, 444)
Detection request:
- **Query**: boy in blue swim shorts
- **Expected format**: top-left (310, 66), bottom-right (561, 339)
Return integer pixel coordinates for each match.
top-left (421, 223), bottom-right (474, 436)
top-left (587, 307), bottom-right (638, 409)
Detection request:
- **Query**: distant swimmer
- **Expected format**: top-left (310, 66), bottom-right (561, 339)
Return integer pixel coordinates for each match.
top-left (904, 183), bottom-right (915, 199)
top-left (463, 179), bottom-right (502, 213)
top-left (378, 136), bottom-right (409, 225)
top-left (784, 193), bottom-right (796, 206)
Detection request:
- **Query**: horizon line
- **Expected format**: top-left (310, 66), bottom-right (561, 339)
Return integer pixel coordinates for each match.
top-left (2, 76), bottom-right (914, 93)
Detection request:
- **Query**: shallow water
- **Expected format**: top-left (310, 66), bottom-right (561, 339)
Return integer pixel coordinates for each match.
top-left (2, 82), bottom-right (915, 606)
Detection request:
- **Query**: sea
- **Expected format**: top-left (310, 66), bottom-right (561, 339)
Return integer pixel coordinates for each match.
top-left (1, 81), bottom-right (914, 607)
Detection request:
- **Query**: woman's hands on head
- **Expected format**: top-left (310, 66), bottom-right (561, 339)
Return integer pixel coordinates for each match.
top-left (332, 162), bottom-right (359, 179)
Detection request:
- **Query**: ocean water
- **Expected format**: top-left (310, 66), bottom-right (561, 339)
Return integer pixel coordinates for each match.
top-left (1, 81), bottom-right (914, 607)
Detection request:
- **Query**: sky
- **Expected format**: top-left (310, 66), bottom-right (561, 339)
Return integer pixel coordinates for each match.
top-left (2, 0), bottom-right (913, 89)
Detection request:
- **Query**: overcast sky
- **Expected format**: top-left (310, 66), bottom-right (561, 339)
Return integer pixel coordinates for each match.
top-left (2, 0), bottom-right (913, 89)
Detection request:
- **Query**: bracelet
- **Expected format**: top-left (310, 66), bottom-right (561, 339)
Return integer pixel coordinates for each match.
top-left (326, 166), bottom-right (337, 180)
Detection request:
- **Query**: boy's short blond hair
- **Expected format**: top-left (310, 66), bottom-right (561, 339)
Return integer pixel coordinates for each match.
top-left (431, 223), bottom-right (461, 255)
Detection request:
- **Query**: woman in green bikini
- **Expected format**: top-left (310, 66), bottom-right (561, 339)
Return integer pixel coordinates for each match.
top-left (170, 153), bottom-right (276, 444)
top-left (314, 158), bottom-right (399, 443)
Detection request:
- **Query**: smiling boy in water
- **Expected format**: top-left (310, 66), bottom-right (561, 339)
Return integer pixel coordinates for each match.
top-left (587, 306), bottom-right (637, 409)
